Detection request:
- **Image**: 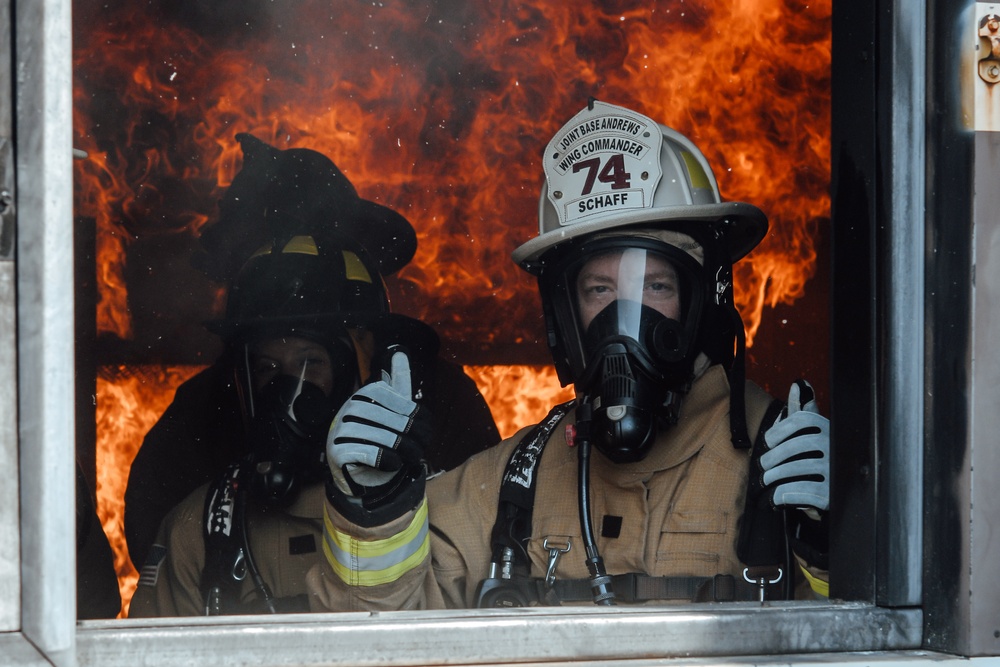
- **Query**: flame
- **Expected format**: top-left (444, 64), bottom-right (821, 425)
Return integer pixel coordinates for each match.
top-left (464, 366), bottom-right (575, 439)
top-left (74, 1), bottom-right (831, 612)
top-left (95, 365), bottom-right (204, 617)
top-left (74, 1), bottom-right (830, 346)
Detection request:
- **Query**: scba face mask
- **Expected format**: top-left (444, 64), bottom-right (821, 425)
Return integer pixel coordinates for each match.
top-left (550, 238), bottom-right (705, 463)
top-left (239, 336), bottom-right (359, 506)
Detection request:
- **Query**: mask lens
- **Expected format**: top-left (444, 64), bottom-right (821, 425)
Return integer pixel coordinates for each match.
top-left (249, 338), bottom-right (334, 395)
top-left (574, 248), bottom-right (682, 339)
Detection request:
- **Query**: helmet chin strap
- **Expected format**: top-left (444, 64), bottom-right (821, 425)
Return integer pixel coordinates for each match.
top-left (726, 303), bottom-right (751, 449)
top-left (711, 247), bottom-right (752, 450)
top-left (242, 345), bottom-right (256, 419)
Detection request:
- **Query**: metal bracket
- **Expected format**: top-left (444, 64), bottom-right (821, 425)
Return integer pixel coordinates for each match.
top-left (979, 14), bottom-right (1000, 84)
top-left (0, 138), bottom-right (12, 260)
top-left (972, 4), bottom-right (1000, 130)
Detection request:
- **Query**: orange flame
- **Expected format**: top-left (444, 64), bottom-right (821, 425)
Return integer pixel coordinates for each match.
top-left (465, 366), bottom-right (575, 439)
top-left (95, 365), bottom-right (204, 616)
top-left (74, 0), bottom-right (831, 613)
top-left (74, 1), bottom-right (830, 346)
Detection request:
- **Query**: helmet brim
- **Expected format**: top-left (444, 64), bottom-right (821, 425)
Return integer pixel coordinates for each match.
top-left (355, 199), bottom-right (417, 276)
top-left (512, 201), bottom-right (768, 274)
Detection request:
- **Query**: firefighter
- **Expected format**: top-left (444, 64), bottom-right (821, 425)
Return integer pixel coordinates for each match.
top-left (130, 228), bottom-right (491, 616)
top-left (308, 100), bottom-right (830, 611)
top-left (124, 136), bottom-right (500, 572)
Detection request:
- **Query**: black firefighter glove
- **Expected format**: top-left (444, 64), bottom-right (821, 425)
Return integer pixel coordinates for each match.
top-left (326, 349), bottom-right (431, 527)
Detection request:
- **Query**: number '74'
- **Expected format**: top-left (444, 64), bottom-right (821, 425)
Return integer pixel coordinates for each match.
top-left (572, 154), bottom-right (631, 195)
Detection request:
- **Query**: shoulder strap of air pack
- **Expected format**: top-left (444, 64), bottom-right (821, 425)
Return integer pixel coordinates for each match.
top-left (201, 460), bottom-right (247, 615)
top-left (486, 400), bottom-right (575, 569)
top-left (200, 459), bottom-right (318, 615)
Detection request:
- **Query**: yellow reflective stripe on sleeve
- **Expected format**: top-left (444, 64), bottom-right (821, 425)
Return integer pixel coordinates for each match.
top-left (323, 498), bottom-right (430, 587)
top-left (799, 564), bottom-right (829, 598)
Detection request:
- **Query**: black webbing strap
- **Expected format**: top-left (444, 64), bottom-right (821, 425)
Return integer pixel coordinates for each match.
top-left (736, 398), bottom-right (792, 598)
top-left (551, 573), bottom-right (744, 603)
top-left (736, 398), bottom-right (787, 565)
top-left (486, 571), bottom-right (766, 604)
top-left (201, 460), bottom-right (247, 615)
top-left (486, 400), bottom-right (576, 564)
top-left (726, 306), bottom-right (752, 450)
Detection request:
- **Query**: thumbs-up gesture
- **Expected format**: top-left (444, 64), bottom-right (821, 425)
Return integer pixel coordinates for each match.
top-left (327, 349), bottom-right (429, 507)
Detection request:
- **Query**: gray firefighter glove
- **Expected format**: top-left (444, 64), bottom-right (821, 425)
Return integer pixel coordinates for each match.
top-left (326, 349), bottom-right (430, 527)
top-left (761, 379), bottom-right (830, 519)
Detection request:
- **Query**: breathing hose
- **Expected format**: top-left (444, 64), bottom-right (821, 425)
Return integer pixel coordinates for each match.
top-left (575, 401), bottom-right (616, 605)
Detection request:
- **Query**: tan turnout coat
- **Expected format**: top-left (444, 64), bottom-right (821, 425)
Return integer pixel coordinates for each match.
top-left (309, 365), bottom-right (777, 612)
top-left (129, 482), bottom-right (326, 617)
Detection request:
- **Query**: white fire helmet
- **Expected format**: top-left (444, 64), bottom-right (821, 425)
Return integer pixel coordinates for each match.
top-left (512, 99), bottom-right (767, 271)
top-left (512, 101), bottom-right (771, 455)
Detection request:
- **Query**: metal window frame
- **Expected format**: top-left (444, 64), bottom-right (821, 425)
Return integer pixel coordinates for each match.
top-left (0, 0), bottom-right (18, 643)
top-left (828, 0), bottom-right (926, 606)
top-left (8, 0), bottom-right (1000, 664)
top-left (4, 0), bottom-right (77, 665)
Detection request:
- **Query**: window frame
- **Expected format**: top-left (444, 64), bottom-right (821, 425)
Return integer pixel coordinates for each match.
top-left (0, 0), bottom-right (17, 640)
top-left (5, 0), bottom-right (997, 664)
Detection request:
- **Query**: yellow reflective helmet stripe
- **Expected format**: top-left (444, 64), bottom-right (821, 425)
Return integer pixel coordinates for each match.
top-left (341, 251), bottom-right (372, 284)
top-left (323, 498), bottom-right (430, 586)
top-left (680, 151), bottom-right (712, 191)
top-left (245, 237), bottom-right (373, 284)
top-left (281, 235), bottom-right (320, 255)
top-left (248, 235), bottom-right (321, 259)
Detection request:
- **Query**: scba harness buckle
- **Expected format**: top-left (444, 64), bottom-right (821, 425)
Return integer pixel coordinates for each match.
top-left (543, 538), bottom-right (571, 586)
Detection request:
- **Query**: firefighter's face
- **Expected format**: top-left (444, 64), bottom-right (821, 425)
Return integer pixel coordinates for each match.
top-left (575, 249), bottom-right (681, 330)
top-left (249, 336), bottom-right (334, 396)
